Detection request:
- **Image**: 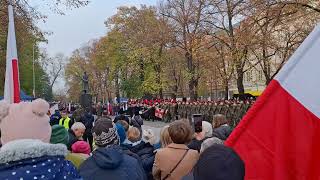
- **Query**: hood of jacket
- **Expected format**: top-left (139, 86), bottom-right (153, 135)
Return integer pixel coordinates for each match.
top-left (92, 145), bottom-right (124, 169)
top-left (128, 141), bottom-right (154, 156)
top-left (0, 139), bottom-right (68, 164)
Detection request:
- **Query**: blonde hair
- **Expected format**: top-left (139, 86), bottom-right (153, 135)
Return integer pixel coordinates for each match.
top-left (127, 127), bottom-right (141, 142)
top-left (160, 125), bottom-right (172, 148)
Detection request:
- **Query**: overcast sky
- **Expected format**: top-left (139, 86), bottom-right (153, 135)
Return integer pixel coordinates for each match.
top-left (37, 0), bottom-right (158, 57)
top-left (32, 0), bottom-right (158, 92)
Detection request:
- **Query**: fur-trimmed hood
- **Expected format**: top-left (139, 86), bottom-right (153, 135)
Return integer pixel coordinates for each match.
top-left (0, 139), bottom-right (68, 164)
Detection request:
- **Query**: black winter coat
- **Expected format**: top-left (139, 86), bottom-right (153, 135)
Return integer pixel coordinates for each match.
top-left (124, 141), bottom-right (155, 179)
top-left (79, 146), bottom-right (146, 180)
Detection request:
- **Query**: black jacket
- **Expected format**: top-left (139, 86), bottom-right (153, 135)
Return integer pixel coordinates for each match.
top-left (114, 115), bottom-right (130, 124)
top-left (79, 146), bottom-right (146, 180)
top-left (67, 129), bottom-right (78, 150)
top-left (80, 112), bottom-right (94, 135)
top-left (123, 141), bottom-right (155, 179)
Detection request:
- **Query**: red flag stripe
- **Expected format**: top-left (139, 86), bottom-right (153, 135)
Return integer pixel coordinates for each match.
top-left (225, 80), bottom-right (320, 180)
top-left (12, 59), bottom-right (20, 103)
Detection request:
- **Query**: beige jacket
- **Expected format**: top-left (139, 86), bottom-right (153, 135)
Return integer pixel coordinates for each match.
top-left (153, 143), bottom-right (199, 180)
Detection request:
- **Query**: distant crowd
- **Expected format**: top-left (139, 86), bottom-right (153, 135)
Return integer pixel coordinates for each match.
top-left (0, 98), bottom-right (246, 180)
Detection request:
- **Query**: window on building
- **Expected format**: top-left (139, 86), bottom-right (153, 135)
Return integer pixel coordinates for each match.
top-left (246, 71), bottom-right (252, 82)
top-left (258, 70), bottom-right (263, 81)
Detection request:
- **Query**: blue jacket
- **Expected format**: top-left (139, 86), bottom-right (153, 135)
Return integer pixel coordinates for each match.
top-left (0, 156), bottom-right (81, 180)
top-left (0, 139), bottom-right (81, 180)
top-left (79, 145), bottom-right (146, 180)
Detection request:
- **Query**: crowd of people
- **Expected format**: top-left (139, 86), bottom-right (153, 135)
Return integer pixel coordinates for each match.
top-left (0, 98), bottom-right (246, 180)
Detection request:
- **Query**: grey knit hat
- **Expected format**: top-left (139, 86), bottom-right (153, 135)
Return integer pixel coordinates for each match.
top-left (92, 118), bottom-right (119, 147)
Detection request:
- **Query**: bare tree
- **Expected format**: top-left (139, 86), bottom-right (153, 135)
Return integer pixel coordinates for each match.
top-left (160, 0), bottom-right (210, 100)
top-left (41, 52), bottom-right (66, 95)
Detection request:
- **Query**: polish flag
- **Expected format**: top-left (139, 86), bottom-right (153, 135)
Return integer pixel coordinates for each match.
top-left (225, 24), bottom-right (320, 180)
top-left (4, 5), bottom-right (20, 104)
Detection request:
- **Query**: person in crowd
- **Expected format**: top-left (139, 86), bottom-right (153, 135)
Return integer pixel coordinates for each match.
top-left (153, 120), bottom-right (199, 180)
top-left (131, 110), bottom-right (144, 136)
top-left (193, 144), bottom-right (245, 180)
top-left (117, 120), bottom-right (129, 132)
top-left (123, 127), bottom-right (155, 179)
top-left (50, 125), bottom-right (88, 169)
top-left (212, 114), bottom-right (232, 140)
top-left (50, 109), bottom-right (62, 126)
top-left (116, 122), bottom-right (127, 144)
top-left (188, 121), bottom-right (213, 152)
top-left (70, 141), bottom-right (91, 169)
top-left (80, 107), bottom-right (94, 150)
top-left (159, 125), bottom-right (172, 148)
top-left (59, 111), bottom-right (74, 129)
top-left (79, 118), bottom-right (146, 180)
top-left (200, 137), bottom-right (224, 154)
top-left (68, 122), bottom-right (86, 150)
top-left (0, 99), bottom-right (81, 180)
top-left (114, 109), bottom-right (130, 124)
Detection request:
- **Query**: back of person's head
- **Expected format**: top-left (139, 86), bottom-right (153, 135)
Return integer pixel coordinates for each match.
top-left (0, 99), bottom-right (51, 145)
top-left (71, 141), bottom-right (91, 155)
top-left (119, 109), bottom-right (125, 115)
top-left (168, 120), bottom-right (192, 144)
top-left (117, 120), bottom-right (129, 132)
top-left (160, 125), bottom-right (172, 148)
top-left (127, 127), bottom-right (141, 143)
top-left (71, 122), bottom-right (86, 132)
top-left (202, 121), bottom-right (213, 138)
top-left (92, 118), bottom-right (120, 148)
top-left (143, 129), bottom-right (156, 145)
top-left (134, 110), bottom-right (140, 116)
top-left (115, 123), bottom-right (126, 144)
top-left (213, 114), bottom-right (228, 128)
top-left (194, 144), bottom-right (245, 180)
top-left (200, 137), bottom-right (224, 154)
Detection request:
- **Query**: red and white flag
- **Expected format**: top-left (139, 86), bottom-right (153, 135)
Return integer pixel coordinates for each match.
top-left (4, 5), bottom-right (20, 104)
top-left (225, 24), bottom-right (320, 180)
top-left (155, 107), bottom-right (165, 119)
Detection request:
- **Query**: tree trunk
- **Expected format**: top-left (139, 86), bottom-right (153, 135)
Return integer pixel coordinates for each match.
top-left (186, 51), bottom-right (197, 100)
top-left (115, 71), bottom-right (120, 103)
top-left (236, 65), bottom-right (245, 100)
top-left (154, 64), bottom-right (163, 99)
top-left (224, 82), bottom-right (229, 100)
top-left (139, 57), bottom-right (144, 82)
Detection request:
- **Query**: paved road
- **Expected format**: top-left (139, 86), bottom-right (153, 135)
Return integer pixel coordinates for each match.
top-left (142, 120), bottom-right (169, 142)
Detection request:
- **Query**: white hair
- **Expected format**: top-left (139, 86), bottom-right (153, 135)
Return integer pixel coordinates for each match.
top-left (143, 129), bottom-right (156, 145)
top-left (200, 137), bottom-right (224, 154)
top-left (71, 122), bottom-right (86, 131)
top-left (202, 121), bottom-right (213, 138)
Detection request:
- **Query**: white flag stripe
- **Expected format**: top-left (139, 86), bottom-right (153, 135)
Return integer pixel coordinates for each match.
top-left (4, 5), bottom-right (20, 103)
top-left (275, 24), bottom-right (320, 118)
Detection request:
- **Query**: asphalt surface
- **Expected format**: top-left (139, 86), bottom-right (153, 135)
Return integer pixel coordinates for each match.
top-left (141, 120), bottom-right (169, 142)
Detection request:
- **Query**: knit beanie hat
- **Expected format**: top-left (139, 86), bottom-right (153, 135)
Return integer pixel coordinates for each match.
top-left (92, 118), bottom-right (119, 147)
top-left (0, 99), bottom-right (51, 145)
top-left (71, 141), bottom-right (91, 155)
top-left (194, 144), bottom-right (245, 180)
top-left (50, 125), bottom-right (69, 145)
